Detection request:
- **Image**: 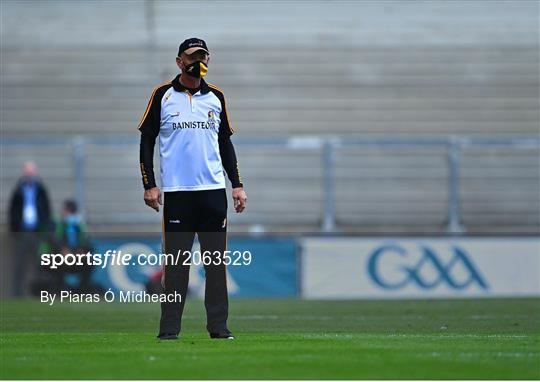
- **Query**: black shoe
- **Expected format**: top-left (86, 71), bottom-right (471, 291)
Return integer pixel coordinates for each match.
top-left (210, 330), bottom-right (235, 339)
top-left (157, 333), bottom-right (178, 340)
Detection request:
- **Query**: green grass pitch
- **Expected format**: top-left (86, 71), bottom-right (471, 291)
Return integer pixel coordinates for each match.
top-left (1, 298), bottom-right (539, 379)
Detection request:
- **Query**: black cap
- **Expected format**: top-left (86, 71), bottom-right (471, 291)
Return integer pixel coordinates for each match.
top-left (178, 38), bottom-right (209, 56)
top-left (63, 199), bottom-right (78, 214)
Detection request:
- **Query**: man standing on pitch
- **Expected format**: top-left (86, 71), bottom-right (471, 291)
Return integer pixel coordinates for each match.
top-left (138, 38), bottom-right (247, 340)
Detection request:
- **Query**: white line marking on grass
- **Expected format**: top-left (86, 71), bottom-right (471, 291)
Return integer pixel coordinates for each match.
top-left (233, 315), bottom-right (334, 321)
top-left (232, 315), bottom-right (279, 320)
top-left (386, 334), bottom-right (531, 339)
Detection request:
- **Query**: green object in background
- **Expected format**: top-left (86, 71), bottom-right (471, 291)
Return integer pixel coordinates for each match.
top-left (1, 298), bottom-right (539, 379)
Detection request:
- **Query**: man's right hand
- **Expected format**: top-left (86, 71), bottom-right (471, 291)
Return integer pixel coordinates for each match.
top-left (144, 187), bottom-right (162, 212)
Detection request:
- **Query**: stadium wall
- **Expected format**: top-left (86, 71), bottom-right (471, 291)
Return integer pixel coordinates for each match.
top-left (3, 235), bottom-right (537, 300)
top-left (300, 236), bottom-right (540, 299)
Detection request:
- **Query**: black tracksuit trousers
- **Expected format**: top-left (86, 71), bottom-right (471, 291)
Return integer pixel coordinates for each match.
top-left (158, 189), bottom-right (229, 336)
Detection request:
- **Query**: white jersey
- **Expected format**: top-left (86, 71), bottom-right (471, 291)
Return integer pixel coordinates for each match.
top-left (138, 75), bottom-right (235, 192)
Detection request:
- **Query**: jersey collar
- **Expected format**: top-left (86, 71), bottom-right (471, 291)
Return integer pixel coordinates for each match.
top-left (171, 74), bottom-right (210, 94)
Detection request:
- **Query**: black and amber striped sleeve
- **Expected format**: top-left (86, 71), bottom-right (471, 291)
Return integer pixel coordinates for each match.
top-left (138, 82), bottom-right (170, 190)
top-left (138, 82), bottom-right (170, 137)
top-left (218, 134), bottom-right (243, 188)
top-left (209, 85), bottom-right (243, 188)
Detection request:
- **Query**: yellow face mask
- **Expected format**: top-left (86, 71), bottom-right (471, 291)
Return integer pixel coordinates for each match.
top-left (184, 61), bottom-right (208, 78)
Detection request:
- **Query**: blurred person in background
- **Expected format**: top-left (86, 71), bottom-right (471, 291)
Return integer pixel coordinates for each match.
top-left (8, 161), bottom-right (52, 297)
top-left (36, 199), bottom-right (98, 295)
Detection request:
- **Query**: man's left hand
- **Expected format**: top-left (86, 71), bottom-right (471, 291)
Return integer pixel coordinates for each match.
top-left (232, 187), bottom-right (247, 213)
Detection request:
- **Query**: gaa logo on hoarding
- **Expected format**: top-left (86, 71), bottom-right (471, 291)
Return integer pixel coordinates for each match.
top-left (367, 244), bottom-right (489, 290)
